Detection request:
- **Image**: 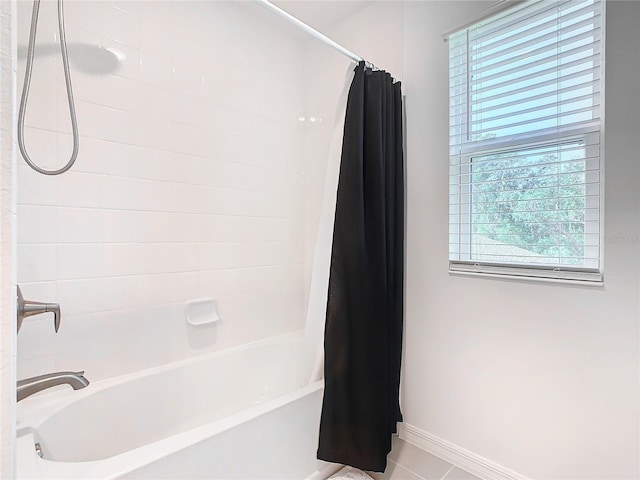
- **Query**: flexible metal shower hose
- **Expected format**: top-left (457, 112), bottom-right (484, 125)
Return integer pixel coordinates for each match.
top-left (18, 0), bottom-right (79, 175)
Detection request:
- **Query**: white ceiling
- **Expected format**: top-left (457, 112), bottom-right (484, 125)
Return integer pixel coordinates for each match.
top-left (271, 0), bottom-right (375, 32)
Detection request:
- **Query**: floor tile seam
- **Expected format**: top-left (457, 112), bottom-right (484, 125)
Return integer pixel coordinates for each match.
top-left (439, 465), bottom-right (456, 480)
top-left (387, 457), bottom-right (447, 480)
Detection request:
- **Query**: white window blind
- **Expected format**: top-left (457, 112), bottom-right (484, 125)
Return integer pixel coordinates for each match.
top-left (448, 0), bottom-right (603, 282)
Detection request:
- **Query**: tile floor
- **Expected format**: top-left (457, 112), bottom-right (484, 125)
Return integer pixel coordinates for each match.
top-left (369, 438), bottom-right (481, 480)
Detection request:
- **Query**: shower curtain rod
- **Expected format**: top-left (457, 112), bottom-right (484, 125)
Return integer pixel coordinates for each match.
top-left (256, 0), bottom-right (363, 64)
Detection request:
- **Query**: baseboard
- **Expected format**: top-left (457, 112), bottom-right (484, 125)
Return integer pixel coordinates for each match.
top-left (398, 423), bottom-right (529, 480)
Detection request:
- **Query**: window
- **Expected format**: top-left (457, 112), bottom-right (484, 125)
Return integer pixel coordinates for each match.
top-left (448, 0), bottom-right (603, 282)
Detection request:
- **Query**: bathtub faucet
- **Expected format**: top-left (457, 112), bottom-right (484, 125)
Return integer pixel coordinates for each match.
top-left (17, 371), bottom-right (90, 402)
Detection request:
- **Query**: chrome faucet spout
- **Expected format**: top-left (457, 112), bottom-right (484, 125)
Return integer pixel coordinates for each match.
top-left (17, 371), bottom-right (89, 402)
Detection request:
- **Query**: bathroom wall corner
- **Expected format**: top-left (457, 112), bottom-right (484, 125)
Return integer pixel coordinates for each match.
top-left (0, 0), bottom-right (17, 477)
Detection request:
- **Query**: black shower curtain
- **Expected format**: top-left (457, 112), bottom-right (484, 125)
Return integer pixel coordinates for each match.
top-left (317, 61), bottom-right (404, 473)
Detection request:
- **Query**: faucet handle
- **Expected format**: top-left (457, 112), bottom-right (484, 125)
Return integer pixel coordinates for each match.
top-left (17, 285), bottom-right (61, 333)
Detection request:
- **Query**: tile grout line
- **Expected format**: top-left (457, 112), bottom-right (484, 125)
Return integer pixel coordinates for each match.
top-left (439, 465), bottom-right (456, 480)
top-left (385, 458), bottom-right (428, 480)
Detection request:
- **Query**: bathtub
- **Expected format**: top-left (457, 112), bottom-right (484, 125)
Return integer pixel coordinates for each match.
top-left (16, 332), bottom-right (339, 479)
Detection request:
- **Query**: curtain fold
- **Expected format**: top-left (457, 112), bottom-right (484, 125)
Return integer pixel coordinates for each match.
top-left (317, 61), bottom-right (404, 473)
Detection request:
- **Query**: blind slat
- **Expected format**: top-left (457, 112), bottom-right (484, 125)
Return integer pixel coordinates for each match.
top-left (451, 157), bottom-right (600, 179)
top-left (461, 21), bottom-right (601, 70)
top-left (452, 105), bottom-right (599, 137)
top-left (466, 0), bottom-right (576, 43)
top-left (470, 1), bottom-right (601, 52)
top-left (468, 95), bottom-right (600, 129)
top-left (454, 79), bottom-right (600, 118)
top-left (449, 68), bottom-right (600, 114)
top-left (469, 46), bottom-right (600, 88)
top-left (469, 14), bottom-right (601, 61)
top-left (467, 38), bottom-right (600, 81)
top-left (465, 60), bottom-right (600, 101)
top-left (449, 121), bottom-right (602, 148)
top-left (449, 78), bottom-right (600, 111)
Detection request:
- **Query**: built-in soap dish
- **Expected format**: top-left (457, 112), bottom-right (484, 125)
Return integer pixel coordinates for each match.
top-left (185, 298), bottom-right (220, 326)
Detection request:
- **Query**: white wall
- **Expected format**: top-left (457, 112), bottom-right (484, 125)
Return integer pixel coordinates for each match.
top-left (15, 0), bottom-right (315, 381)
top-left (402, 1), bottom-right (640, 479)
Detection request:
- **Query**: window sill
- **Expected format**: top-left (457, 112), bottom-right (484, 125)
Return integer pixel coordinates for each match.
top-left (448, 266), bottom-right (604, 287)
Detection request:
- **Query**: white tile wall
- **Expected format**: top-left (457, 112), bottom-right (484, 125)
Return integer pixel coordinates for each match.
top-left (15, 0), bottom-right (324, 381)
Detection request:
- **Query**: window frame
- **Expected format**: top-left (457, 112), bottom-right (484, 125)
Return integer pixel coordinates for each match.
top-left (447, 0), bottom-right (605, 284)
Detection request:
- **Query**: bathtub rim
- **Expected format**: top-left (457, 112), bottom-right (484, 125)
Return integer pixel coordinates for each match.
top-left (17, 329), bottom-right (307, 429)
top-left (17, 330), bottom-right (324, 479)
top-left (18, 381), bottom-right (324, 479)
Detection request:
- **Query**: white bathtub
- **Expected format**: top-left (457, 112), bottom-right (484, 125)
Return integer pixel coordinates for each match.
top-left (16, 333), bottom-right (338, 479)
